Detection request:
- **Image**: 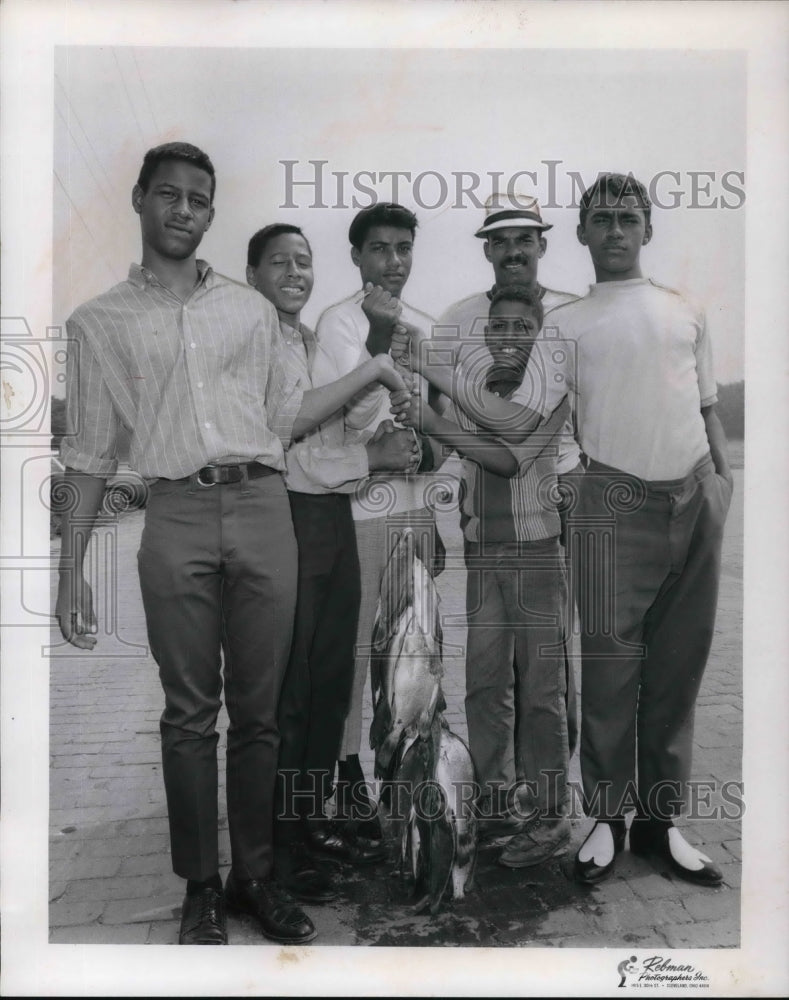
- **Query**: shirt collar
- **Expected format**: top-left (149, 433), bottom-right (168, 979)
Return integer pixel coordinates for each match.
top-left (127, 259), bottom-right (213, 290)
top-left (279, 320), bottom-right (317, 355)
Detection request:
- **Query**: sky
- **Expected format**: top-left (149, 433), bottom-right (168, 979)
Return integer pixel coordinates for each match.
top-left (53, 45), bottom-right (746, 386)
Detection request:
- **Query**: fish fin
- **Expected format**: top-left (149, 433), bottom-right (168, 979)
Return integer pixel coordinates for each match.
top-left (428, 649), bottom-right (445, 680)
top-left (369, 695), bottom-right (392, 753)
top-left (416, 684), bottom-right (444, 740)
top-left (369, 649), bottom-right (382, 703)
top-left (370, 599), bottom-right (387, 653)
top-left (374, 726), bottom-right (404, 780)
top-left (454, 818), bottom-right (478, 896)
top-left (423, 793), bottom-right (455, 916)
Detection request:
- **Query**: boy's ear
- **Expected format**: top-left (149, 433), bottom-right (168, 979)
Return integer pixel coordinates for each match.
top-left (245, 265), bottom-right (257, 288)
top-left (642, 223), bottom-right (653, 245)
top-left (131, 184), bottom-right (144, 215)
top-left (576, 224), bottom-right (588, 245)
top-left (350, 246), bottom-right (361, 268)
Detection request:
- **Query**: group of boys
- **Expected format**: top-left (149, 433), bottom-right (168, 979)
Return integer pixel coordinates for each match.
top-left (57, 141), bottom-right (732, 948)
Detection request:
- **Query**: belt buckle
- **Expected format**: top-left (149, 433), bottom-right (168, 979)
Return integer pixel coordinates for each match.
top-left (196, 465), bottom-right (218, 488)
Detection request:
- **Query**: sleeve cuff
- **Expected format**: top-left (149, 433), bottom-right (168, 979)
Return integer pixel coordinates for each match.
top-left (59, 442), bottom-right (117, 477)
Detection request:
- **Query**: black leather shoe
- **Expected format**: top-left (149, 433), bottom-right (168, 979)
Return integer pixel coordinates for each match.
top-left (574, 820), bottom-right (626, 885)
top-left (178, 887), bottom-right (227, 945)
top-left (279, 846), bottom-right (338, 904)
top-left (348, 814), bottom-right (384, 841)
top-left (306, 822), bottom-right (386, 865)
top-left (630, 820), bottom-right (723, 886)
top-left (224, 872), bottom-right (317, 944)
top-left (335, 756), bottom-right (384, 841)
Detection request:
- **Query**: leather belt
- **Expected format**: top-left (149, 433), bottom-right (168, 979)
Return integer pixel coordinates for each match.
top-left (175, 462), bottom-right (278, 487)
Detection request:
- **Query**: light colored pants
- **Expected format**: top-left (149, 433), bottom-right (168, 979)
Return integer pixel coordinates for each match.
top-left (464, 536), bottom-right (570, 818)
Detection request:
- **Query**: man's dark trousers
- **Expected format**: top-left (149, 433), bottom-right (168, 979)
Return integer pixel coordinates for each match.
top-left (138, 471), bottom-right (297, 881)
top-left (569, 454), bottom-right (730, 820)
top-left (275, 491), bottom-right (361, 845)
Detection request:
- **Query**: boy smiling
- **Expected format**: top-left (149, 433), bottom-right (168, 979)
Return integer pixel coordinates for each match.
top-left (400, 284), bottom-right (572, 867)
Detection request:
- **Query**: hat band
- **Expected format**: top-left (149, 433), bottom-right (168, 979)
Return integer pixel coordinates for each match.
top-left (484, 208), bottom-right (544, 226)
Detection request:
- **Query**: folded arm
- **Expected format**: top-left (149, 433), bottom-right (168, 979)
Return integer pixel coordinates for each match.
top-left (397, 392), bottom-right (518, 478)
top-left (391, 321), bottom-right (548, 444)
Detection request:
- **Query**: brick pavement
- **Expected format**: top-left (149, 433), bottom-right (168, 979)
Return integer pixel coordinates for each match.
top-left (49, 459), bottom-right (743, 948)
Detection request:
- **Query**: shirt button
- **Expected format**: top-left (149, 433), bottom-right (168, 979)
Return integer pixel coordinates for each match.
top-left (197, 382), bottom-right (204, 389)
top-left (204, 421), bottom-right (211, 429)
top-left (190, 342), bottom-right (197, 349)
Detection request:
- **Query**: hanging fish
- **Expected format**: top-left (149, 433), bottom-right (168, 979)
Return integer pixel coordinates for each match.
top-left (392, 717), bottom-right (479, 915)
top-left (369, 529), bottom-right (445, 781)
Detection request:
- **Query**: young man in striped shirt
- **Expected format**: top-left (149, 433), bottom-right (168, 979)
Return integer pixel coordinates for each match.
top-left (56, 144), bottom-right (412, 948)
top-left (399, 284), bottom-right (572, 868)
top-left (246, 223), bottom-right (419, 899)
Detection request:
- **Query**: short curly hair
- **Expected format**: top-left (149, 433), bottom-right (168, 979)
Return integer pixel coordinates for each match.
top-left (348, 203), bottom-right (418, 249)
top-left (136, 142), bottom-right (216, 201)
top-left (579, 172), bottom-right (651, 227)
top-left (489, 284), bottom-right (544, 330)
top-left (247, 224), bottom-right (311, 269)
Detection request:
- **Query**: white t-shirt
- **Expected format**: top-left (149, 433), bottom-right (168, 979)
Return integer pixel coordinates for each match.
top-left (312, 290), bottom-right (437, 521)
top-left (439, 286), bottom-right (581, 474)
top-left (512, 278), bottom-right (718, 481)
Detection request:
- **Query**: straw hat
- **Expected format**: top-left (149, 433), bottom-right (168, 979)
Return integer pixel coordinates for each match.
top-left (474, 191), bottom-right (553, 237)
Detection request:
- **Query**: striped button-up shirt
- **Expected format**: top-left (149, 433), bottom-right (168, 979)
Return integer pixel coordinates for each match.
top-left (60, 261), bottom-right (304, 480)
top-left (277, 321), bottom-right (369, 494)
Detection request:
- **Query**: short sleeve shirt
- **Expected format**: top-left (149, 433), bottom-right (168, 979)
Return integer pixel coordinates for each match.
top-left (513, 278), bottom-right (717, 481)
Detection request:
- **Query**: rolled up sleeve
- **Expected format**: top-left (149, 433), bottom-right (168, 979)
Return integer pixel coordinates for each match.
top-left (266, 326), bottom-right (306, 447)
top-left (59, 319), bottom-right (119, 476)
top-left (287, 441), bottom-right (369, 491)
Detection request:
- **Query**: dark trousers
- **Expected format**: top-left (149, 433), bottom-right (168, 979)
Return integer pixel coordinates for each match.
top-left (137, 473), bottom-right (297, 881)
top-left (569, 455), bottom-right (730, 819)
top-left (275, 492), bottom-right (361, 847)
